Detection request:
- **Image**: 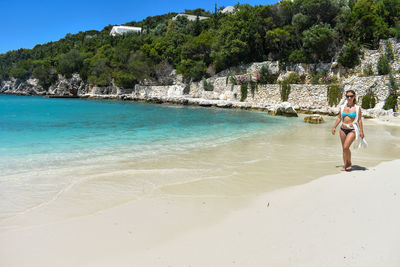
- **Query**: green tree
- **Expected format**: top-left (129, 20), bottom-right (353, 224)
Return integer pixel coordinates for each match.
top-left (211, 4), bottom-right (265, 71)
top-left (265, 26), bottom-right (293, 59)
top-left (113, 71), bottom-right (137, 88)
top-left (176, 59), bottom-right (205, 81)
top-left (127, 51), bottom-right (152, 80)
top-left (181, 31), bottom-right (215, 65)
top-left (377, 0), bottom-right (400, 28)
top-left (88, 57), bottom-right (111, 86)
top-left (32, 61), bottom-right (58, 89)
top-left (302, 23), bottom-right (334, 61)
top-left (289, 49), bottom-right (307, 63)
top-left (377, 54), bottom-right (391, 75)
top-left (57, 49), bottom-right (85, 78)
top-left (347, 0), bottom-right (388, 47)
top-left (9, 66), bottom-right (29, 81)
top-left (9, 59), bottom-right (33, 81)
top-left (338, 42), bottom-right (360, 68)
top-left (293, 0), bottom-right (340, 27)
top-left (385, 39), bottom-right (394, 60)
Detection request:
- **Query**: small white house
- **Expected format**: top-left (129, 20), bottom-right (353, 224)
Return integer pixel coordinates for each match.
top-left (110, 26), bottom-right (142, 36)
top-left (172, 14), bottom-right (209, 21)
top-left (221, 6), bottom-right (235, 14)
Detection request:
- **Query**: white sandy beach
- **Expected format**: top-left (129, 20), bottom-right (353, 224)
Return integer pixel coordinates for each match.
top-left (1, 158), bottom-right (400, 267)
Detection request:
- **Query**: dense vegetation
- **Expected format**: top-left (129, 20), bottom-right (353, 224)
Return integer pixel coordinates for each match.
top-left (0, 0), bottom-right (399, 88)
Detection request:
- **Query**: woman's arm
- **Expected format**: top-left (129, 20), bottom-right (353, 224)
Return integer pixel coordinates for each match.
top-left (332, 114), bottom-right (341, 135)
top-left (358, 108), bottom-right (364, 138)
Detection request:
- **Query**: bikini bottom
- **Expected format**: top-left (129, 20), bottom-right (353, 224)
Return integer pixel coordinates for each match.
top-left (341, 127), bottom-right (354, 135)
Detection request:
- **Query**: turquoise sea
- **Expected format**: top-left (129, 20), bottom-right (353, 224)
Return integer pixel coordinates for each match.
top-left (0, 94), bottom-right (297, 222)
top-left (0, 95), bottom-right (295, 174)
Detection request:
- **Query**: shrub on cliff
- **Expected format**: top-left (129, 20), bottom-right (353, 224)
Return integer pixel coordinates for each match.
top-left (377, 54), bottom-right (391, 75)
top-left (114, 71), bottom-right (137, 88)
top-left (363, 63), bottom-right (374, 76)
top-left (385, 40), bottom-right (394, 61)
top-left (388, 73), bottom-right (399, 94)
top-left (311, 71), bottom-right (327, 84)
top-left (384, 73), bottom-right (399, 111)
top-left (258, 65), bottom-right (278, 84)
top-left (202, 79), bottom-right (214, 91)
top-left (338, 42), bottom-right (360, 68)
top-left (226, 75), bottom-right (238, 85)
top-left (280, 80), bottom-right (291, 102)
top-left (177, 59), bottom-right (205, 82)
top-left (383, 94), bottom-right (398, 111)
top-left (285, 72), bottom-right (300, 84)
top-left (240, 83), bottom-right (248, 102)
top-left (361, 91), bottom-right (376, 109)
top-left (250, 79), bottom-right (257, 97)
top-left (327, 84), bottom-right (342, 106)
top-left (237, 75), bottom-right (249, 101)
top-left (289, 49), bottom-right (307, 63)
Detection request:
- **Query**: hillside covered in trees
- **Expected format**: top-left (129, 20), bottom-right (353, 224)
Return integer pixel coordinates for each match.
top-left (0, 0), bottom-right (399, 89)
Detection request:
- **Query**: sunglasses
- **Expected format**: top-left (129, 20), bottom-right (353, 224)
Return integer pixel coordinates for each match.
top-left (346, 95), bottom-right (354, 98)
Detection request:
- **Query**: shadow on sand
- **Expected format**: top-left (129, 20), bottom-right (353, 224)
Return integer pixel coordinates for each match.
top-left (336, 165), bottom-right (368, 172)
top-left (348, 165), bottom-right (368, 171)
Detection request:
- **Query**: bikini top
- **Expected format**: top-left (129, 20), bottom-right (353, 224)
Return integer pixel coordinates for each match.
top-left (342, 112), bottom-right (356, 118)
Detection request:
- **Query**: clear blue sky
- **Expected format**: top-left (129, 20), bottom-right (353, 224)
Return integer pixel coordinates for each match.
top-left (0, 0), bottom-right (278, 54)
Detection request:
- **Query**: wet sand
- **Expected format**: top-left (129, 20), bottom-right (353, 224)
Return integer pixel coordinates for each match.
top-left (0, 115), bottom-right (399, 266)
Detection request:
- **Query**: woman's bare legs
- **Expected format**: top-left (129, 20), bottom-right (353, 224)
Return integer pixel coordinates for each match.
top-left (339, 129), bottom-right (356, 171)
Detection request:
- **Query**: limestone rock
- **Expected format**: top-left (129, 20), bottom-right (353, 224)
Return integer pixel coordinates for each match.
top-left (304, 115), bottom-right (325, 124)
top-left (274, 102), bottom-right (298, 117)
top-left (362, 107), bottom-right (394, 118)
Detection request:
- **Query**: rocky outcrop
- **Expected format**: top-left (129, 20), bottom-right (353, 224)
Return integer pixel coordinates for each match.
top-left (354, 38), bottom-right (400, 76)
top-left (0, 78), bottom-right (46, 95)
top-left (304, 115), bottom-right (325, 124)
top-left (48, 74), bottom-right (88, 96)
top-left (273, 102), bottom-right (298, 117)
top-left (215, 61), bottom-right (280, 77)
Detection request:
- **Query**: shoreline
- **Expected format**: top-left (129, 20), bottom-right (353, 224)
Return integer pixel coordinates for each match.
top-left (2, 92), bottom-right (398, 118)
top-left (0, 92), bottom-right (316, 116)
top-left (1, 159), bottom-right (399, 267)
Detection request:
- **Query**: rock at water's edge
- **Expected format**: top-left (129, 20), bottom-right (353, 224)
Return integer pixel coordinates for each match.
top-left (274, 102), bottom-right (298, 117)
top-left (304, 115), bottom-right (325, 124)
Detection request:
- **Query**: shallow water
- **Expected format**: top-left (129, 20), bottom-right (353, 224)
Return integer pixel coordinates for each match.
top-left (0, 95), bottom-right (293, 224)
top-left (1, 95), bottom-right (399, 230)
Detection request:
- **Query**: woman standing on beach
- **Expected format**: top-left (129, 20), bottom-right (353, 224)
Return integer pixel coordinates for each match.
top-left (332, 90), bottom-right (365, 171)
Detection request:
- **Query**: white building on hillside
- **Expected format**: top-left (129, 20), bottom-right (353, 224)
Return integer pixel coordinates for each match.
top-left (221, 6), bottom-right (235, 13)
top-left (110, 26), bottom-right (142, 36)
top-left (172, 14), bottom-right (209, 21)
